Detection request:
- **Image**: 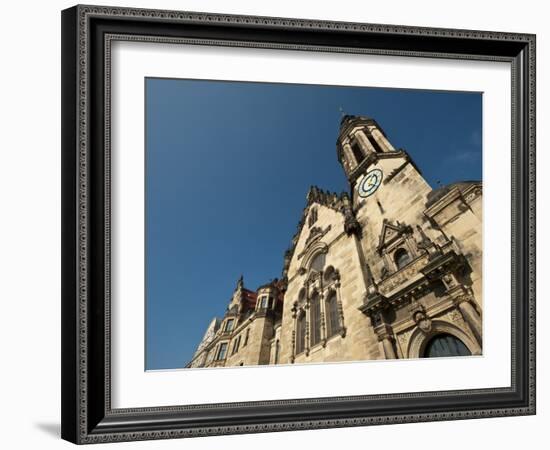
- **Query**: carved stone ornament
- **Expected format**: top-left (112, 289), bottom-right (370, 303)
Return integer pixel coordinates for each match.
top-left (377, 219), bottom-right (412, 253)
top-left (443, 273), bottom-right (456, 288)
top-left (415, 224), bottom-right (440, 258)
top-left (410, 301), bottom-right (432, 333)
top-left (413, 310), bottom-right (432, 333)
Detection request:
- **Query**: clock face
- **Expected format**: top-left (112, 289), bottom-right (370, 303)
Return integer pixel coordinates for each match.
top-left (358, 169), bottom-right (383, 198)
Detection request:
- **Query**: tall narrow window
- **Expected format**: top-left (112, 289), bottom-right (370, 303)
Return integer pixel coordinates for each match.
top-left (326, 292), bottom-right (340, 337)
top-left (351, 140), bottom-right (365, 165)
top-left (366, 133), bottom-right (384, 153)
top-left (310, 292), bottom-right (321, 346)
top-left (225, 319), bottom-right (234, 332)
top-left (232, 335), bottom-right (241, 354)
top-left (216, 342), bottom-right (228, 360)
top-left (243, 328), bottom-right (250, 347)
top-left (296, 313), bottom-right (306, 354)
top-left (258, 296), bottom-right (268, 309)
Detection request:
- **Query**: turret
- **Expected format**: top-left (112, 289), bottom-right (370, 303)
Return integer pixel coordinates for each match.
top-left (336, 115), bottom-right (396, 181)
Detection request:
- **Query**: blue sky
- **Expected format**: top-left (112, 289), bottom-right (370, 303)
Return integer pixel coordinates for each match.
top-left (145, 78), bottom-right (482, 370)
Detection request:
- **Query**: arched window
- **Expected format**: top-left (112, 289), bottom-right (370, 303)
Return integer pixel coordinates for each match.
top-left (394, 248), bottom-right (411, 270)
top-left (324, 266), bottom-right (335, 283)
top-left (351, 140), bottom-right (365, 164)
top-left (310, 252), bottom-right (326, 272)
top-left (422, 333), bottom-right (471, 358)
top-left (296, 313), bottom-right (306, 354)
top-left (310, 292), bottom-right (322, 346)
top-left (326, 292), bottom-right (340, 337)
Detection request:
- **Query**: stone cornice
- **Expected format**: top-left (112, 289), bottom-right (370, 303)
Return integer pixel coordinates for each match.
top-left (359, 247), bottom-right (467, 319)
top-left (347, 150), bottom-right (408, 184)
top-left (424, 181), bottom-right (482, 217)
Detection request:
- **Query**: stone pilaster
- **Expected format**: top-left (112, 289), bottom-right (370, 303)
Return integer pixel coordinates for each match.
top-left (374, 323), bottom-right (397, 359)
top-left (455, 297), bottom-right (482, 345)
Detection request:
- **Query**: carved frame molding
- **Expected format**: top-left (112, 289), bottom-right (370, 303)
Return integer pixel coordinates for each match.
top-left (61, 5), bottom-right (535, 444)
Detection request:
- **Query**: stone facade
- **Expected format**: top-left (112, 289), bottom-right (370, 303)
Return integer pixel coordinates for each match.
top-left (186, 116), bottom-right (482, 368)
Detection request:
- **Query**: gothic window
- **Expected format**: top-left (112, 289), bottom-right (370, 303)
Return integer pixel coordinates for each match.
top-left (310, 252), bottom-right (326, 273)
top-left (243, 328), bottom-right (250, 347)
top-left (296, 313), bottom-right (306, 354)
top-left (324, 265), bottom-right (335, 283)
top-left (394, 248), bottom-right (411, 270)
top-left (351, 140), bottom-right (365, 165)
top-left (298, 288), bottom-right (306, 303)
top-left (422, 334), bottom-right (471, 358)
top-left (310, 291), bottom-right (322, 346)
top-left (308, 207), bottom-right (318, 227)
top-left (216, 342), bottom-right (228, 360)
top-left (326, 292), bottom-right (340, 337)
top-left (224, 319), bottom-right (234, 332)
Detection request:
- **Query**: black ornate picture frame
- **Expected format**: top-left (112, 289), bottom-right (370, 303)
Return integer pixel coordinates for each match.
top-left (61, 4), bottom-right (536, 444)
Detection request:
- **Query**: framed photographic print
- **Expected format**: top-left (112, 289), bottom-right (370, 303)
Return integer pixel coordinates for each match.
top-left (61, 4), bottom-right (536, 444)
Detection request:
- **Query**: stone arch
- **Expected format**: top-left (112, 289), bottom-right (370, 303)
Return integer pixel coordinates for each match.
top-left (300, 242), bottom-right (328, 274)
top-left (324, 265), bottom-right (336, 283)
top-left (394, 247), bottom-right (411, 270)
top-left (406, 319), bottom-right (480, 359)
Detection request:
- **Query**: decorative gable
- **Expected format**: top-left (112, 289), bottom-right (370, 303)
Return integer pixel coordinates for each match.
top-left (282, 185), bottom-right (360, 279)
top-left (377, 220), bottom-right (412, 253)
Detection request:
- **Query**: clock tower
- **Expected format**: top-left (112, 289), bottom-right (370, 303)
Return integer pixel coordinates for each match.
top-left (189, 114), bottom-right (483, 368)
top-left (336, 115), bottom-right (437, 282)
top-left (336, 115), bottom-right (432, 213)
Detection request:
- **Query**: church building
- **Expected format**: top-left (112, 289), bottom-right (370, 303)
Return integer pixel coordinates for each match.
top-left (186, 115), bottom-right (482, 368)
